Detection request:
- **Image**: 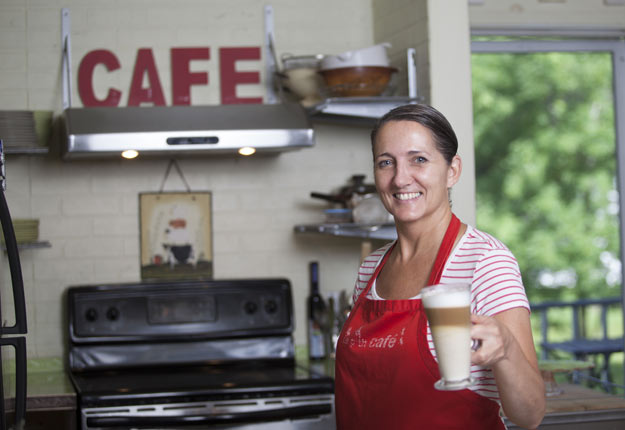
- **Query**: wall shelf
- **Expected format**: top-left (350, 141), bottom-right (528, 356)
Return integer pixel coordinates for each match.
top-left (3, 241), bottom-right (52, 251)
top-left (307, 96), bottom-right (423, 126)
top-left (4, 147), bottom-right (49, 155)
top-left (294, 223), bottom-right (396, 241)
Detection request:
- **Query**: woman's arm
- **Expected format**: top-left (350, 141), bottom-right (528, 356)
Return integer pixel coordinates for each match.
top-left (471, 309), bottom-right (546, 429)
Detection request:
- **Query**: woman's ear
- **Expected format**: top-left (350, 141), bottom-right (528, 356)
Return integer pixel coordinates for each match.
top-left (447, 155), bottom-right (462, 188)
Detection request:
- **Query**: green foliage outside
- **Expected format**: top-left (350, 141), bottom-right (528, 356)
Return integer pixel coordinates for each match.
top-left (471, 51), bottom-right (618, 302)
top-left (471, 51), bottom-right (623, 393)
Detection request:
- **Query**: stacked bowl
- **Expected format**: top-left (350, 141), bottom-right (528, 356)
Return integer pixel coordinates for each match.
top-left (279, 54), bottom-right (325, 107)
top-left (318, 43), bottom-right (397, 97)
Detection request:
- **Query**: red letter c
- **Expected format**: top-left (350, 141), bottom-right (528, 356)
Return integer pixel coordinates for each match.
top-left (78, 49), bottom-right (122, 107)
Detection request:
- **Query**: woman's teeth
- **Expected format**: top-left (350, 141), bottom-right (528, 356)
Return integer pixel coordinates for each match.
top-left (395, 192), bottom-right (422, 200)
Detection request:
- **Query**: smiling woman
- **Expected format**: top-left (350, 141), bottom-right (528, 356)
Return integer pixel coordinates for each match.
top-left (333, 104), bottom-right (546, 430)
top-left (372, 118), bottom-right (461, 227)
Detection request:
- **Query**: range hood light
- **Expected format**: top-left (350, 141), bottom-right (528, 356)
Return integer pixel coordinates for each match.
top-left (121, 149), bottom-right (139, 159)
top-left (238, 146), bottom-right (256, 156)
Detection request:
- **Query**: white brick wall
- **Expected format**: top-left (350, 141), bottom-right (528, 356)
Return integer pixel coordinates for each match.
top-left (0, 0), bottom-right (378, 358)
top-left (1, 0), bottom-right (621, 360)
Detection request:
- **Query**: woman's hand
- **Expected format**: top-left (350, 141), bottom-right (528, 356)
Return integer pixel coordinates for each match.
top-left (470, 313), bottom-right (511, 367)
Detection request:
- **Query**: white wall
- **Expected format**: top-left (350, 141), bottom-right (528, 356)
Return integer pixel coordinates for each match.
top-left (0, 0), bottom-right (378, 358)
top-left (428, 0), bottom-right (475, 225)
top-left (469, 0), bottom-right (625, 31)
top-left (3, 0), bottom-right (623, 360)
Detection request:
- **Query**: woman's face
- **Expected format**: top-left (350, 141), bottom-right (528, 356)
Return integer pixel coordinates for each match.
top-left (373, 120), bottom-right (461, 224)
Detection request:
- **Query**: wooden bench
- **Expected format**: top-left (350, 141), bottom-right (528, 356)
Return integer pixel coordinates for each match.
top-left (531, 297), bottom-right (624, 391)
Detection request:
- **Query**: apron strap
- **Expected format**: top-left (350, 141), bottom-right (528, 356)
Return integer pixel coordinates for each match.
top-left (427, 214), bottom-right (460, 285)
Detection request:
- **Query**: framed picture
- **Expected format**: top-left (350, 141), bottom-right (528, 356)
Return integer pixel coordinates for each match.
top-left (139, 192), bottom-right (213, 281)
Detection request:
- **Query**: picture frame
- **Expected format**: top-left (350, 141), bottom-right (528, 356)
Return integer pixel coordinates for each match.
top-left (139, 191), bottom-right (213, 281)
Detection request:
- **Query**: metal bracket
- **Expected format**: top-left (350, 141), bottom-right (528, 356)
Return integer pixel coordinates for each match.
top-left (264, 5), bottom-right (278, 104)
top-left (407, 48), bottom-right (418, 99)
top-left (61, 8), bottom-right (72, 109)
top-left (0, 140), bottom-right (5, 191)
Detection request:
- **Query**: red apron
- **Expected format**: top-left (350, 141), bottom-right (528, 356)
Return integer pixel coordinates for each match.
top-left (335, 214), bottom-right (505, 429)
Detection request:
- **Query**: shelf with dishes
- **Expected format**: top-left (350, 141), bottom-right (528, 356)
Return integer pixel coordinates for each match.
top-left (1, 218), bottom-right (50, 250)
top-left (294, 222), bottom-right (396, 241)
top-left (272, 44), bottom-right (422, 125)
top-left (295, 175), bottom-right (397, 241)
top-left (0, 110), bottom-right (52, 155)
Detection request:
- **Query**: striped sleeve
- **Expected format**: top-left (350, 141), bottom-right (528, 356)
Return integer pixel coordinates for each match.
top-left (472, 248), bottom-right (530, 316)
top-left (467, 228), bottom-right (529, 316)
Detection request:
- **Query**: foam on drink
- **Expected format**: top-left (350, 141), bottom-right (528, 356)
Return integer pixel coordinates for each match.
top-left (421, 287), bottom-right (469, 308)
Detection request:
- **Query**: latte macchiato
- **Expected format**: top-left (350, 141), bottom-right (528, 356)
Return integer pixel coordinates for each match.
top-left (421, 283), bottom-right (474, 391)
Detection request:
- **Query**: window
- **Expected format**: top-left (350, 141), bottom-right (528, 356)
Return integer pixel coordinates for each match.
top-left (471, 38), bottom-right (625, 391)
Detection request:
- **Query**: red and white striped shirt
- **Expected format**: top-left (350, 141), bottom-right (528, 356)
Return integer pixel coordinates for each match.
top-left (352, 224), bottom-right (530, 403)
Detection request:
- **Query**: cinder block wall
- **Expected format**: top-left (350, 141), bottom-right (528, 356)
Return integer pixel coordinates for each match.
top-left (0, 0), bottom-right (381, 357)
top-left (3, 0), bottom-right (621, 360)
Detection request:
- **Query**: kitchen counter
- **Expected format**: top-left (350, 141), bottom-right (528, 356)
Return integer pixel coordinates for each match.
top-left (505, 383), bottom-right (625, 429)
top-left (5, 358), bottom-right (77, 430)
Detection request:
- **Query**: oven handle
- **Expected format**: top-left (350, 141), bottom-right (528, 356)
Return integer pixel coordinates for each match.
top-left (86, 403), bottom-right (332, 428)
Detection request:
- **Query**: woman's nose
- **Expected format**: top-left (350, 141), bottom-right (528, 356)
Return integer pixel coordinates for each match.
top-left (392, 162), bottom-right (411, 188)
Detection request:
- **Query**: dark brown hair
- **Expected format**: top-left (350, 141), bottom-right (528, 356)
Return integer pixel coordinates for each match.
top-left (370, 104), bottom-right (458, 164)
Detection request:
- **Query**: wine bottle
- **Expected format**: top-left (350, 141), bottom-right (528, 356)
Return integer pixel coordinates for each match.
top-left (307, 261), bottom-right (327, 360)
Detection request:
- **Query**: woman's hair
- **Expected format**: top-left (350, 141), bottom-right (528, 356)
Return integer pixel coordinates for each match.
top-left (370, 104), bottom-right (458, 164)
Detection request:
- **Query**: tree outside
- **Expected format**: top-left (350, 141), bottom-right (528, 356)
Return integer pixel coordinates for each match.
top-left (471, 51), bottom-right (619, 303)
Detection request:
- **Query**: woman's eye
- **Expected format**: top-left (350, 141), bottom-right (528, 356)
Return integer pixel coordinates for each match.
top-left (377, 159), bottom-right (392, 168)
top-left (414, 156), bottom-right (427, 164)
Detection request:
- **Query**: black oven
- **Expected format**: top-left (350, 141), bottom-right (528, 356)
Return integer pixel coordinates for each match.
top-left (66, 279), bottom-right (335, 430)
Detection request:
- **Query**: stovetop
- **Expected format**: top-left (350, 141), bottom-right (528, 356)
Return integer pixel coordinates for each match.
top-left (71, 362), bottom-right (334, 407)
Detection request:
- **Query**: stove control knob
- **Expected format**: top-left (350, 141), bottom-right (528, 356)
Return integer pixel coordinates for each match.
top-left (244, 301), bottom-right (258, 314)
top-left (264, 300), bottom-right (278, 314)
top-left (85, 308), bottom-right (98, 322)
top-left (106, 307), bottom-right (120, 321)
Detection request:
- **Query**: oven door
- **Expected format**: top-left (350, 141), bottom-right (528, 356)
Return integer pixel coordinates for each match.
top-left (81, 394), bottom-right (336, 430)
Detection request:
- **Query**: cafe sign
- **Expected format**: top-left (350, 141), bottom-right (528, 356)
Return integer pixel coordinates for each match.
top-left (77, 46), bottom-right (263, 107)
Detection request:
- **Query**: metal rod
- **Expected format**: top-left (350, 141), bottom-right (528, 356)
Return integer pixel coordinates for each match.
top-left (61, 8), bottom-right (72, 109)
top-left (0, 140), bottom-right (5, 192)
top-left (264, 5), bottom-right (277, 104)
top-left (407, 48), bottom-right (418, 99)
top-left (612, 39), bottom-right (625, 399)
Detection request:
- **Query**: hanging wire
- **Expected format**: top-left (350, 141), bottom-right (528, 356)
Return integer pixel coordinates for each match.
top-left (158, 159), bottom-right (191, 193)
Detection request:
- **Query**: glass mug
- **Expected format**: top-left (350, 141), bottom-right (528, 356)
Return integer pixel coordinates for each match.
top-left (421, 283), bottom-right (477, 391)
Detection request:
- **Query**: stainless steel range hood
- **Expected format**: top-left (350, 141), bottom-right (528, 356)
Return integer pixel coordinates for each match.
top-left (62, 103), bottom-right (314, 159)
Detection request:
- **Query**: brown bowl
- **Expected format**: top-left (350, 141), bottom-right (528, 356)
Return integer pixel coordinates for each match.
top-left (319, 66), bottom-right (397, 97)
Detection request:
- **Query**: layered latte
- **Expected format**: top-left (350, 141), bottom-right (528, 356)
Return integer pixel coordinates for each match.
top-left (421, 283), bottom-right (473, 390)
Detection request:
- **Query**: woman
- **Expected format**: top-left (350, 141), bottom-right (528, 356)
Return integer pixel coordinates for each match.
top-left (334, 104), bottom-right (545, 429)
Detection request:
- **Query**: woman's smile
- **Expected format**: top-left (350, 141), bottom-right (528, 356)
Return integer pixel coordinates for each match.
top-left (394, 191), bottom-right (423, 201)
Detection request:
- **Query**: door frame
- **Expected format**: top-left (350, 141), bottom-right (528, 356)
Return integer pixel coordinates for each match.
top-left (471, 38), bottom-right (625, 387)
